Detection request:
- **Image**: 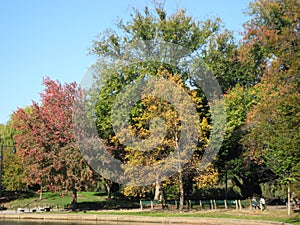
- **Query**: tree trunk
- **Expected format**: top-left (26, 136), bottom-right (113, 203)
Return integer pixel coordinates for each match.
top-left (154, 180), bottom-right (160, 201)
top-left (232, 176), bottom-right (262, 198)
top-left (39, 185), bottom-right (43, 200)
top-left (287, 182), bottom-right (291, 216)
top-left (179, 169), bottom-right (184, 212)
top-left (104, 179), bottom-right (112, 199)
top-left (175, 134), bottom-right (184, 212)
top-left (225, 169), bottom-right (228, 200)
top-left (72, 188), bottom-right (77, 205)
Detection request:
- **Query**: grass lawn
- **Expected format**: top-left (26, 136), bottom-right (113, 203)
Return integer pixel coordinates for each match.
top-left (79, 208), bottom-right (300, 225)
top-left (4, 191), bottom-right (107, 209)
top-left (2, 192), bottom-right (300, 225)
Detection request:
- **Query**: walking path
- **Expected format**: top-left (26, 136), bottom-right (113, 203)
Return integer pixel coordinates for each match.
top-left (0, 211), bottom-right (293, 225)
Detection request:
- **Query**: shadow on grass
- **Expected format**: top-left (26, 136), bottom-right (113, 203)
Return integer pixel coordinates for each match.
top-left (94, 192), bottom-right (108, 197)
top-left (66, 199), bottom-right (140, 211)
top-left (1, 191), bottom-right (35, 202)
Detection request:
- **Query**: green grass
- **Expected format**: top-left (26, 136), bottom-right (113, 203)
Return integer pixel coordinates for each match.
top-left (4, 191), bottom-right (107, 209)
top-left (5, 192), bottom-right (72, 209)
top-left (77, 191), bottom-right (107, 203)
top-left (80, 209), bottom-right (300, 224)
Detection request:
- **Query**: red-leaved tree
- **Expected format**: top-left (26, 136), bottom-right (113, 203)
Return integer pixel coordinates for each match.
top-left (13, 77), bottom-right (95, 201)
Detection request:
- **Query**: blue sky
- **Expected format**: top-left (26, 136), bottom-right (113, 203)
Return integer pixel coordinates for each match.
top-left (0, 0), bottom-right (252, 124)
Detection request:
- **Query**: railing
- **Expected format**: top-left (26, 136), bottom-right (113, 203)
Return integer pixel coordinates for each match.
top-left (140, 199), bottom-right (250, 210)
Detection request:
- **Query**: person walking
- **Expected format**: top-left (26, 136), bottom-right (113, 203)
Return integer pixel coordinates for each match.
top-left (252, 197), bottom-right (258, 209)
top-left (260, 197), bottom-right (266, 210)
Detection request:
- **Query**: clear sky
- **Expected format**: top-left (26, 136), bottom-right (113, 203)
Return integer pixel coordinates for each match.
top-left (0, 0), bottom-right (252, 124)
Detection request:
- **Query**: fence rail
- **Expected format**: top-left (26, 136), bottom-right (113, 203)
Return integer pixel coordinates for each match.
top-left (140, 199), bottom-right (250, 210)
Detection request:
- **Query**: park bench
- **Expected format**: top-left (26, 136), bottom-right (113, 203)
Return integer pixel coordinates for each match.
top-left (139, 200), bottom-right (161, 210)
top-left (39, 206), bottom-right (51, 212)
top-left (17, 207), bottom-right (25, 213)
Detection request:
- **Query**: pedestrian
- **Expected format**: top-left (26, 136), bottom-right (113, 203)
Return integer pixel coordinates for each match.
top-left (260, 197), bottom-right (266, 210)
top-left (252, 197), bottom-right (258, 209)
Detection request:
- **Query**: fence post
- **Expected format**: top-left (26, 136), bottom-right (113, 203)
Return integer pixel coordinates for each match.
top-left (150, 201), bottom-right (153, 210)
top-left (213, 200), bottom-right (217, 209)
top-left (140, 200), bottom-right (143, 210)
top-left (210, 200), bottom-right (213, 209)
top-left (199, 200), bottom-right (202, 210)
top-left (175, 200), bottom-right (178, 209)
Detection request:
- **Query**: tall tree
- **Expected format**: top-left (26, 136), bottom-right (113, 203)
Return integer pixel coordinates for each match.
top-left (240, 0), bottom-right (300, 215)
top-left (87, 4), bottom-right (230, 210)
top-left (13, 78), bottom-right (95, 200)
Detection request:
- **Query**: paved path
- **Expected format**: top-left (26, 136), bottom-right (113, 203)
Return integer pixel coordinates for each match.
top-left (0, 212), bottom-right (293, 225)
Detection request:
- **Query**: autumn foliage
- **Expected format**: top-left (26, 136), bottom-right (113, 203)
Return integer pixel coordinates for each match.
top-left (12, 78), bottom-right (94, 193)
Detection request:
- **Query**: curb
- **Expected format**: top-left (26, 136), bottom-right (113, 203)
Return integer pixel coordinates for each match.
top-left (0, 213), bottom-right (293, 225)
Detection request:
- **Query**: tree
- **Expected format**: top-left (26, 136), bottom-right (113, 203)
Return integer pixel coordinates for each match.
top-left (86, 4), bottom-right (229, 210)
top-left (217, 84), bottom-right (277, 198)
top-left (115, 69), bottom-right (209, 211)
top-left (13, 78), bottom-right (95, 200)
top-left (0, 121), bottom-right (25, 191)
top-left (242, 80), bottom-right (300, 215)
top-left (214, 0), bottom-right (300, 203)
top-left (2, 149), bottom-right (24, 191)
top-left (240, 0), bottom-right (300, 215)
